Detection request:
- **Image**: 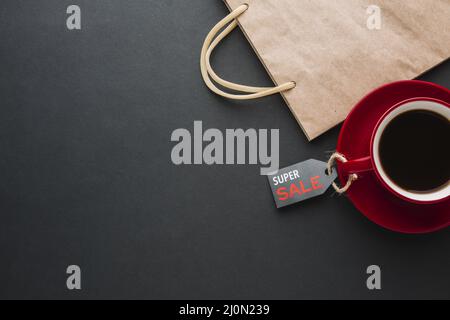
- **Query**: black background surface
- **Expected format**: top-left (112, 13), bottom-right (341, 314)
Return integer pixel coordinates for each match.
top-left (0, 0), bottom-right (449, 299)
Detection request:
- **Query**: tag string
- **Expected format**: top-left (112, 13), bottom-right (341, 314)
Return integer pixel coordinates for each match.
top-left (326, 153), bottom-right (358, 194)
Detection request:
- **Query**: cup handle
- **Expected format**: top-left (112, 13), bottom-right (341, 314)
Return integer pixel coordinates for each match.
top-left (339, 156), bottom-right (373, 176)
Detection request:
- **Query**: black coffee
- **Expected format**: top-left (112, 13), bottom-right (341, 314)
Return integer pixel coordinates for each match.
top-left (379, 109), bottom-right (450, 192)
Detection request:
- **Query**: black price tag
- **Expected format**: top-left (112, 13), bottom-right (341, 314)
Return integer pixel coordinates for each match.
top-left (267, 159), bottom-right (337, 208)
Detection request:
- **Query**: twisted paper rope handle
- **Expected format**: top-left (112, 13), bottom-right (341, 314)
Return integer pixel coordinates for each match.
top-left (200, 4), bottom-right (296, 99)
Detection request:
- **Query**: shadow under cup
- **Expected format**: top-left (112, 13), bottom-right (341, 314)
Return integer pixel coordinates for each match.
top-left (372, 98), bottom-right (450, 204)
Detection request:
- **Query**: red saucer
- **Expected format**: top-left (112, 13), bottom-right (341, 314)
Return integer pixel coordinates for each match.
top-left (336, 80), bottom-right (450, 234)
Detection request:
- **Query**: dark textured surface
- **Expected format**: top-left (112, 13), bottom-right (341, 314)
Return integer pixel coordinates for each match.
top-left (0, 0), bottom-right (448, 299)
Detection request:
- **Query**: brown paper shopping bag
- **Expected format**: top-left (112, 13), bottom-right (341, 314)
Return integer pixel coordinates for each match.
top-left (200, 0), bottom-right (450, 140)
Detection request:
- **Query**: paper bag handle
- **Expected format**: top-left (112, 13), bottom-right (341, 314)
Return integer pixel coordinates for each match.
top-left (200, 4), bottom-right (296, 100)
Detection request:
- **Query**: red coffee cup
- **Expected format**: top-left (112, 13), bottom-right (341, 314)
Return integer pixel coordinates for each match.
top-left (339, 97), bottom-right (450, 205)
